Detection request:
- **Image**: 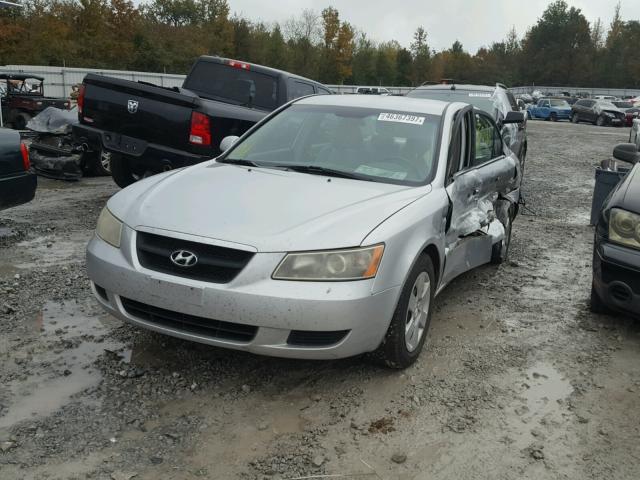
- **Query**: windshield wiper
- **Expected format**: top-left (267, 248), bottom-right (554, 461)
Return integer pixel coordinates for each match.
top-left (274, 164), bottom-right (367, 180)
top-left (217, 158), bottom-right (259, 167)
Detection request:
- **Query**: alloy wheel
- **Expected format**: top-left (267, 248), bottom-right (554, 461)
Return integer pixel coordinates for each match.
top-left (405, 272), bottom-right (431, 352)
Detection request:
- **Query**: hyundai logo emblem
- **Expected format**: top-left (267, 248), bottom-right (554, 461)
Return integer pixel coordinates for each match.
top-left (170, 250), bottom-right (198, 268)
top-left (127, 99), bottom-right (139, 114)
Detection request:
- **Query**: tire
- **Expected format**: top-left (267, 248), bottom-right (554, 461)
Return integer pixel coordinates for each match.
top-left (375, 254), bottom-right (435, 369)
top-left (550, 113), bottom-right (558, 122)
top-left (527, 111), bottom-right (532, 120)
top-left (491, 207), bottom-right (513, 264)
top-left (82, 148), bottom-right (112, 176)
top-left (109, 153), bottom-right (141, 188)
top-left (596, 115), bottom-right (605, 127)
top-left (571, 113), bottom-right (579, 124)
top-left (590, 283), bottom-right (609, 314)
top-left (13, 112), bottom-right (31, 130)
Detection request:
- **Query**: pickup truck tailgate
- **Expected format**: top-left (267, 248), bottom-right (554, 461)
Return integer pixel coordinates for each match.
top-left (81, 74), bottom-right (198, 151)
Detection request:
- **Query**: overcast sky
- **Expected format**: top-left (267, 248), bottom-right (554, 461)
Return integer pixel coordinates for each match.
top-left (227, 0), bottom-right (640, 52)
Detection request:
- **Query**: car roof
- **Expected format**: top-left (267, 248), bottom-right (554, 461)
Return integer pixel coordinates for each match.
top-left (411, 84), bottom-right (497, 93)
top-left (295, 94), bottom-right (451, 115)
top-left (0, 73), bottom-right (44, 81)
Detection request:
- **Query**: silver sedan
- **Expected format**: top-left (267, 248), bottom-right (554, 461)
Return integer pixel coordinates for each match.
top-left (87, 94), bottom-right (523, 368)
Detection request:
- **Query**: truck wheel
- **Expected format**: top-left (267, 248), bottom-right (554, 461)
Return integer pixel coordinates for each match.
top-left (374, 254), bottom-right (435, 369)
top-left (82, 149), bottom-right (112, 176)
top-left (13, 112), bottom-right (31, 130)
top-left (110, 154), bottom-right (140, 188)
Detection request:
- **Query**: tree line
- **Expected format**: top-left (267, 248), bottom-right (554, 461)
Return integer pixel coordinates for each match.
top-left (1, 0), bottom-right (639, 88)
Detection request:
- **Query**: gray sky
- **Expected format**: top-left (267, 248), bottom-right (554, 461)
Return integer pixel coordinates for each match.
top-left (227, 0), bottom-right (640, 52)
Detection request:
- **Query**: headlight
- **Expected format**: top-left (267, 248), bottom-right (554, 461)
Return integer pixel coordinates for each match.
top-left (96, 207), bottom-right (123, 248)
top-left (273, 244), bottom-right (384, 281)
top-left (609, 208), bottom-right (640, 250)
top-left (603, 112), bottom-right (614, 117)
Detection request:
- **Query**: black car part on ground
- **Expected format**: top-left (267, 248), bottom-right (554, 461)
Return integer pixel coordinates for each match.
top-left (0, 127), bottom-right (37, 210)
top-left (26, 107), bottom-right (108, 180)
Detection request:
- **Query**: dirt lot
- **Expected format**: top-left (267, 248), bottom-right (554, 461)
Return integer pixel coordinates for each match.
top-left (1, 121), bottom-right (639, 480)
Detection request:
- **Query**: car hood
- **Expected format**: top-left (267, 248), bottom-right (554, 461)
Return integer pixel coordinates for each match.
top-left (108, 162), bottom-right (429, 252)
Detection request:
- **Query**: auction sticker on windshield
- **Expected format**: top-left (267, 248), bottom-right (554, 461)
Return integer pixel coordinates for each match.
top-left (378, 113), bottom-right (425, 125)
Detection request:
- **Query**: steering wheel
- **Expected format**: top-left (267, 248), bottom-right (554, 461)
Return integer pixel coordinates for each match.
top-left (366, 156), bottom-right (422, 179)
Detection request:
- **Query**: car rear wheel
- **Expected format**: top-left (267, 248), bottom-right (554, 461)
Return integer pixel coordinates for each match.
top-left (375, 254), bottom-right (435, 369)
top-left (571, 113), bottom-right (580, 124)
top-left (491, 207), bottom-right (513, 264)
top-left (110, 153), bottom-right (142, 188)
top-left (596, 115), bottom-right (605, 127)
top-left (590, 283), bottom-right (610, 314)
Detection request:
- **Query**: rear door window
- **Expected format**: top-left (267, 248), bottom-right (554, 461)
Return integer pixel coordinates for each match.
top-left (288, 80), bottom-right (315, 100)
top-left (183, 62), bottom-right (278, 110)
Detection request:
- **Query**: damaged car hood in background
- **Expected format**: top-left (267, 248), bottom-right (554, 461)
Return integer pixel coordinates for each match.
top-left (107, 161), bottom-right (430, 252)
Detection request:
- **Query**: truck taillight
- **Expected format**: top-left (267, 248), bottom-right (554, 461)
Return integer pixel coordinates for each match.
top-left (77, 84), bottom-right (86, 115)
top-left (20, 143), bottom-right (30, 170)
top-left (189, 112), bottom-right (211, 146)
top-left (227, 60), bottom-right (250, 70)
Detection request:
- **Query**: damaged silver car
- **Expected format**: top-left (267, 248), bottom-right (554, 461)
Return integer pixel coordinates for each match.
top-left (87, 95), bottom-right (522, 368)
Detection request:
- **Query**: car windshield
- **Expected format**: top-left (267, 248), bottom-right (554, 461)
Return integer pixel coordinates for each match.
top-left (550, 99), bottom-right (570, 107)
top-left (407, 89), bottom-right (499, 117)
top-left (598, 101), bottom-right (618, 110)
top-left (224, 104), bottom-right (441, 186)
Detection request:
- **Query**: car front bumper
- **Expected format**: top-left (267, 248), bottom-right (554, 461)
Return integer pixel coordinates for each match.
top-left (593, 240), bottom-right (640, 317)
top-left (86, 226), bottom-right (401, 360)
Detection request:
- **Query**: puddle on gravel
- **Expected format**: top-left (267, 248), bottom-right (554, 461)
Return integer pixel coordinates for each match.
top-left (503, 363), bottom-right (573, 449)
top-left (14, 233), bottom-right (90, 268)
top-left (0, 301), bottom-right (121, 430)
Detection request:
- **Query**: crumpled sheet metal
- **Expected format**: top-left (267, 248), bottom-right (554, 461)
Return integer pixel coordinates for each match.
top-left (26, 106), bottom-right (78, 134)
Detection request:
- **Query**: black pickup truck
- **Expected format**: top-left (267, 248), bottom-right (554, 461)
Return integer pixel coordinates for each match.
top-left (73, 56), bottom-right (332, 187)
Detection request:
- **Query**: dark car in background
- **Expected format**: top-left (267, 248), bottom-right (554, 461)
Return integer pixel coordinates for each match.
top-left (592, 143), bottom-right (640, 317)
top-left (0, 74), bottom-right (71, 130)
top-left (73, 56), bottom-right (332, 188)
top-left (571, 99), bottom-right (625, 127)
top-left (0, 128), bottom-right (36, 210)
top-left (406, 83), bottom-right (527, 164)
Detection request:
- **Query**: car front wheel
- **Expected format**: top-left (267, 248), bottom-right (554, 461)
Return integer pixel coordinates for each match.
top-left (376, 254), bottom-right (435, 369)
top-left (596, 115), bottom-right (605, 127)
top-left (590, 283), bottom-right (610, 314)
top-left (571, 113), bottom-right (580, 123)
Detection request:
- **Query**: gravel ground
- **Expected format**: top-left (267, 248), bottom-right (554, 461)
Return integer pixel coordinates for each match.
top-left (1, 121), bottom-right (639, 480)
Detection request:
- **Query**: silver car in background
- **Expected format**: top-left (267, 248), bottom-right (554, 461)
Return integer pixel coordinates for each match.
top-left (87, 95), bottom-right (522, 368)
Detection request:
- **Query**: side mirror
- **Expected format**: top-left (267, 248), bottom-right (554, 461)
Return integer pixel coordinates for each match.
top-left (613, 143), bottom-right (640, 164)
top-left (220, 135), bottom-right (240, 153)
top-left (503, 111), bottom-right (525, 124)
